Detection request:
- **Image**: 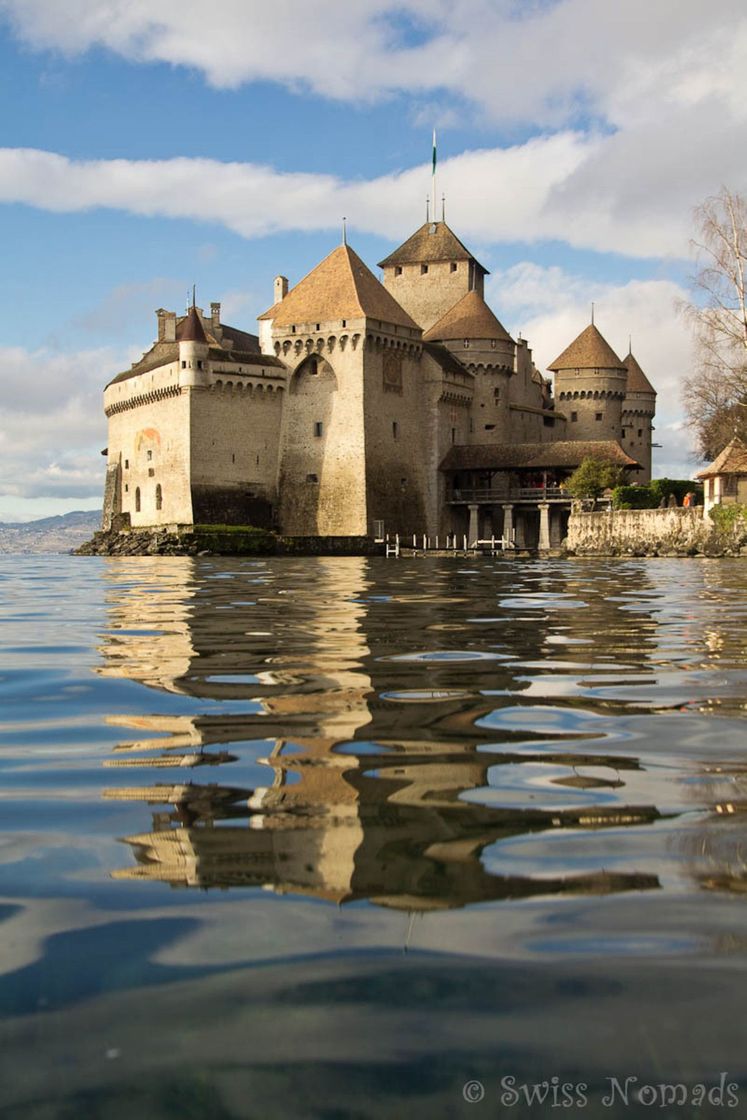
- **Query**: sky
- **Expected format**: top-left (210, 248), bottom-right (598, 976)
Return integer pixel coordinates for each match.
top-left (0, 0), bottom-right (745, 521)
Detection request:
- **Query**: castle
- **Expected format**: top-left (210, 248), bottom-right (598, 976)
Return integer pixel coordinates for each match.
top-left (102, 215), bottom-right (656, 548)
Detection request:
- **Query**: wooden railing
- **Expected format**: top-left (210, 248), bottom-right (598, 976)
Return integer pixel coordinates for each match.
top-left (448, 486), bottom-right (567, 503)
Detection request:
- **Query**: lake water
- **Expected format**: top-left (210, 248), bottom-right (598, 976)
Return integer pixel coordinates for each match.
top-left (0, 554), bottom-right (746, 1118)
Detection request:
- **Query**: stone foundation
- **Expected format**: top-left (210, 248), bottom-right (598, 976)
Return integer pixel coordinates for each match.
top-left (566, 506), bottom-right (747, 557)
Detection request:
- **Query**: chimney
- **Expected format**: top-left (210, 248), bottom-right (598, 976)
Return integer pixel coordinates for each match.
top-left (156, 308), bottom-right (176, 342)
top-left (274, 275), bottom-right (289, 303)
top-left (211, 302), bottom-right (221, 332)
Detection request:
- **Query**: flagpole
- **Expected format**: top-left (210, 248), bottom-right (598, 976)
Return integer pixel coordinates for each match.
top-left (431, 129), bottom-right (437, 223)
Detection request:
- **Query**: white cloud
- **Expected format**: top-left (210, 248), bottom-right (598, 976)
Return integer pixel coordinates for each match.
top-left (0, 345), bottom-right (117, 500)
top-left (487, 263), bottom-right (702, 478)
top-left (0, 2), bottom-right (745, 260)
top-left (0, 134), bottom-right (717, 258)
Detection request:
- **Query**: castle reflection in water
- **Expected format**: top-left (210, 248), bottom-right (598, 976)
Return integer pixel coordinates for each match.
top-left (94, 554), bottom-right (747, 910)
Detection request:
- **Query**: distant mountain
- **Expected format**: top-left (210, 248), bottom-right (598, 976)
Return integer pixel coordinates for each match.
top-left (0, 510), bottom-right (101, 554)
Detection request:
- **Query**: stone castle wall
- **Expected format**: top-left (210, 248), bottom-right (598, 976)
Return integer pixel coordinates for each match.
top-left (382, 259), bottom-right (483, 332)
top-left (567, 507), bottom-right (710, 555)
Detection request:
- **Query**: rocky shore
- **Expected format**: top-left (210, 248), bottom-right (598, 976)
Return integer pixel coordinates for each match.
top-left (76, 525), bottom-right (382, 557)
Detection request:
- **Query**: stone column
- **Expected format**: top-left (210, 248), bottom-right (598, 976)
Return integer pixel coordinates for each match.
top-left (538, 502), bottom-right (551, 551)
top-left (549, 507), bottom-right (563, 547)
top-left (503, 504), bottom-right (514, 548)
top-left (468, 504), bottom-right (479, 546)
top-left (514, 510), bottom-right (525, 549)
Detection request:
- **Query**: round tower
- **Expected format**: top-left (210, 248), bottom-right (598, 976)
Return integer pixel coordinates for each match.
top-left (548, 323), bottom-right (627, 444)
top-left (423, 289), bottom-right (516, 443)
top-left (177, 304), bottom-right (210, 387)
top-left (621, 350), bottom-right (657, 482)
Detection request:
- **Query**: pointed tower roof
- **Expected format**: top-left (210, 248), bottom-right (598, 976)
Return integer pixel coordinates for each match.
top-left (623, 351), bottom-right (656, 395)
top-left (548, 323), bottom-right (625, 372)
top-left (378, 220), bottom-right (488, 273)
top-left (423, 290), bottom-right (513, 343)
top-left (695, 436), bottom-right (747, 479)
top-left (272, 244), bottom-right (417, 330)
top-left (177, 304), bottom-right (208, 343)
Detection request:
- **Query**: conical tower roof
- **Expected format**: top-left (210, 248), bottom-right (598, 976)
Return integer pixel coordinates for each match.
top-left (623, 351), bottom-right (656, 395)
top-left (272, 243), bottom-right (417, 330)
top-left (548, 323), bottom-right (625, 372)
top-left (695, 436), bottom-right (747, 479)
top-left (176, 305), bottom-right (208, 343)
top-left (423, 289), bottom-right (513, 343)
top-left (378, 220), bottom-right (488, 273)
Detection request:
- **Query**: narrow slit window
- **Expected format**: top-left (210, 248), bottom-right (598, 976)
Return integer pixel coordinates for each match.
top-left (155, 484), bottom-right (162, 510)
top-left (135, 487), bottom-right (141, 512)
top-left (314, 421), bottom-right (323, 438)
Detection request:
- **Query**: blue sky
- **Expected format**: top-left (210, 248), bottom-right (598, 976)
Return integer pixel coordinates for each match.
top-left (0, 0), bottom-right (744, 520)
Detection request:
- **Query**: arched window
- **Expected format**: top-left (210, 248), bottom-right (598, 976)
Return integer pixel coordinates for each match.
top-left (135, 487), bottom-right (141, 512)
top-left (155, 484), bottom-right (162, 510)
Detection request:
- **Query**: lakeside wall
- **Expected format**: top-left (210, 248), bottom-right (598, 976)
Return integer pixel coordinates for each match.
top-left (566, 507), bottom-right (746, 557)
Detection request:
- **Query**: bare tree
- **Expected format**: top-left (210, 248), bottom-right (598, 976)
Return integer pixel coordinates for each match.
top-left (682, 188), bottom-right (747, 460)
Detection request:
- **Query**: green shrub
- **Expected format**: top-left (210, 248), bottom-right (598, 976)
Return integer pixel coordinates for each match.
top-left (564, 459), bottom-right (626, 499)
top-left (611, 479), bottom-right (703, 510)
top-left (709, 503), bottom-right (747, 531)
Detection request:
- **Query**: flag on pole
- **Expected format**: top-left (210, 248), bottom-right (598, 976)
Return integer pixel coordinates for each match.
top-left (431, 130), bottom-right (437, 222)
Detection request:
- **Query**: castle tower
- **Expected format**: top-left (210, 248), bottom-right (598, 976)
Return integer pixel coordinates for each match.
top-left (548, 323), bottom-right (628, 448)
top-left (423, 289), bottom-right (517, 443)
top-left (177, 304), bottom-right (210, 387)
top-left (621, 350), bottom-right (656, 482)
top-left (266, 242), bottom-right (429, 537)
top-left (378, 221), bottom-right (488, 332)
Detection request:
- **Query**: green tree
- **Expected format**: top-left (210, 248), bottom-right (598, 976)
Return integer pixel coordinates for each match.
top-left (682, 188), bottom-right (747, 459)
top-left (564, 458), bottom-right (625, 499)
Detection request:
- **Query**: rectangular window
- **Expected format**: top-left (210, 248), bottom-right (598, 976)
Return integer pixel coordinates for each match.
top-left (314, 421), bottom-right (323, 437)
top-left (450, 262), bottom-right (458, 273)
top-left (196, 360), bottom-right (203, 369)
top-left (595, 412), bottom-right (603, 421)
top-left (181, 361), bottom-right (186, 369)
top-left (124, 484), bottom-right (129, 493)
top-left (395, 266), bottom-right (402, 277)
top-left (638, 428), bottom-right (643, 437)
top-left (571, 411), bottom-right (578, 422)
top-left (392, 421), bottom-right (399, 439)
top-left (485, 424), bottom-right (495, 431)
top-left (451, 427), bottom-right (456, 444)
top-left (124, 459), bottom-right (129, 469)
top-left (421, 264), bottom-right (428, 275)
top-left (306, 473), bottom-right (318, 483)
top-left (493, 388), bottom-right (500, 400)
top-left (148, 467), bottom-right (155, 477)
top-left (147, 450), bottom-right (153, 460)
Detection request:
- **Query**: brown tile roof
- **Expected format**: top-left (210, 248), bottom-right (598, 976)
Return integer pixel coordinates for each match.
top-left (423, 289), bottom-right (513, 343)
top-left (422, 341), bottom-right (474, 379)
top-left (218, 322), bottom-right (260, 352)
top-left (257, 301), bottom-right (281, 321)
top-left (272, 244), bottom-right (418, 330)
top-left (107, 340), bottom-right (284, 387)
top-left (440, 439), bottom-right (639, 472)
top-left (378, 221), bottom-right (488, 272)
top-left (176, 305), bottom-right (207, 343)
top-left (548, 324), bottom-right (626, 372)
top-left (623, 350), bottom-right (656, 395)
top-left (695, 436), bottom-right (747, 478)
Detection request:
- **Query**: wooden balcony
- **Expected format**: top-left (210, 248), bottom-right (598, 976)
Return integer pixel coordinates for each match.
top-left (447, 486), bottom-right (568, 504)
